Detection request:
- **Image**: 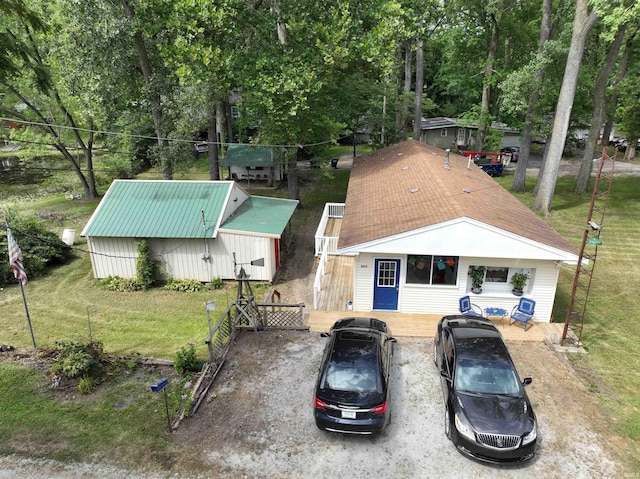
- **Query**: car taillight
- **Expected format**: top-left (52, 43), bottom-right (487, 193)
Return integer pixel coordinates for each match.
top-left (314, 396), bottom-right (327, 410)
top-left (372, 401), bottom-right (387, 415)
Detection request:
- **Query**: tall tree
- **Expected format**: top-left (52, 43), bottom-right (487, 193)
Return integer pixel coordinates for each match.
top-left (532, 0), bottom-right (598, 214)
top-left (120, 0), bottom-right (173, 180)
top-left (508, 0), bottom-right (564, 192)
top-left (574, 23), bottom-right (627, 193)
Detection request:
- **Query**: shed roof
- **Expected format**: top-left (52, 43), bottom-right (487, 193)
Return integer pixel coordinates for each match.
top-left (221, 196), bottom-right (298, 237)
top-left (220, 144), bottom-right (275, 167)
top-left (337, 140), bottom-right (578, 257)
top-left (81, 180), bottom-right (233, 238)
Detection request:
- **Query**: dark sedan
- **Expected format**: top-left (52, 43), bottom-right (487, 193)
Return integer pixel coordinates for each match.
top-left (314, 317), bottom-right (396, 435)
top-left (500, 146), bottom-right (520, 162)
top-left (434, 315), bottom-right (537, 463)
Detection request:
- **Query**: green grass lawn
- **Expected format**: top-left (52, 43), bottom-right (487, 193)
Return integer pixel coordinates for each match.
top-left (494, 174), bottom-right (640, 446)
top-left (0, 149), bottom-right (638, 471)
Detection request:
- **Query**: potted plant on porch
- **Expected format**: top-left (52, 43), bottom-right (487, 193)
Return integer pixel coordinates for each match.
top-left (468, 266), bottom-right (486, 294)
top-left (510, 272), bottom-right (530, 296)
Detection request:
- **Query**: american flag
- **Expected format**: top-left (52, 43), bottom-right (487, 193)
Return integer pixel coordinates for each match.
top-left (7, 227), bottom-right (28, 286)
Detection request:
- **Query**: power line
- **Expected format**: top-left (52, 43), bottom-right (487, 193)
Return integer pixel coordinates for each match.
top-left (1, 116), bottom-right (348, 149)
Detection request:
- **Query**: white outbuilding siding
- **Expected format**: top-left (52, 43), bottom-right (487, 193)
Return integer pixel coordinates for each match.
top-left (88, 233), bottom-right (278, 282)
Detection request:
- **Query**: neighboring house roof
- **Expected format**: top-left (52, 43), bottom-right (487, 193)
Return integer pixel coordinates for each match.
top-left (81, 180), bottom-right (297, 240)
top-left (221, 195), bottom-right (299, 237)
top-left (420, 116), bottom-right (518, 133)
top-left (220, 144), bottom-right (275, 167)
top-left (337, 140), bottom-right (578, 260)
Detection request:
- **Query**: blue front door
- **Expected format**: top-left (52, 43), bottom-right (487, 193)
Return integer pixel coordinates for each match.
top-left (373, 259), bottom-right (400, 310)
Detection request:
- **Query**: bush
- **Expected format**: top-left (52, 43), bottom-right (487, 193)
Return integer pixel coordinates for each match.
top-left (136, 240), bottom-right (158, 290)
top-left (52, 340), bottom-right (106, 381)
top-left (164, 278), bottom-right (204, 292)
top-left (0, 213), bottom-right (74, 287)
top-left (97, 276), bottom-right (144, 292)
top-left (211, 277), bottom-right (224, 289)
top-left (174, 344), bottom-right (202, 375)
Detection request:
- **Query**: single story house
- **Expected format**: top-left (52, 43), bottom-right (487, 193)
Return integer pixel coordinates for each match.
top-left (419, 117), bottom-right (520, 150)
top-left (220, 144), bottom-right (285, 184)
top-left (335, 140), bottom-right (579, 323)
top-left (81, 180), bottom-right (298, 282)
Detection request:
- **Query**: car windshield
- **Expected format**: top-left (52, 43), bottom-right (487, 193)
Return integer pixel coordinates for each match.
top-left (324, 362), bottom-right (380, 393)
top-left (455, 358), bottom-right (521, 395)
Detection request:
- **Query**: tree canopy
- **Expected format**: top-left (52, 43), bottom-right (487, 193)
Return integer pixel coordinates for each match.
top-left (0, 0), bottom-right (637, 208)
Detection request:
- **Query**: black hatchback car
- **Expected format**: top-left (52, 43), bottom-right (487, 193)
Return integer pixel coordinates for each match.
top-left (434, 315), bottom-right (537, 463)
top-left (314, 317), bottom-right (396, 434)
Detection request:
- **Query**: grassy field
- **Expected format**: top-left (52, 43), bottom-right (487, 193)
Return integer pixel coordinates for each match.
top-left (0, 147), bottom-right (639, 471)
top-left (494, 173), bottom-right (640, 447)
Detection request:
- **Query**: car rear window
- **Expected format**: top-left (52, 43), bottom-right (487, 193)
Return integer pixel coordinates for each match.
top-left (321, 331), bottom-right (382, 393)
top-left (324, 363), bottom-right (378, 392)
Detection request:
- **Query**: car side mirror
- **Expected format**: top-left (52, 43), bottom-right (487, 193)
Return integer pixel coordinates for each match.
top-left (320, 332), bottom-right (330, 338)
top-left (440, 370), bottom-right (450, 381)
top-left (523, 377), bottom-right (533, 386)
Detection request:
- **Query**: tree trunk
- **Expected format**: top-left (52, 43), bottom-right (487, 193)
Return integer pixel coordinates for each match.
top-left (287, 150), bottom-right (300, 202)
top-left (8, 86), bottom-right (97, 198)
top-left (120, 0), bottom-right (171, 180)
top-left (207, 104), bottom-right (220, 180)
top-left (395, 42), bottom-right (412, 142)
top-left (601, 35), bottom-right (632, 146)
top-left (532, 0), bottom-right (598, 214)
top-left (412, 38), bottom-right (423, 141)
top-left (477, 15), bottom-right (499, 151)
top-left (574, 24), bottom-right (626, 193)
top-left (512, 0), bottom-right (553, 193)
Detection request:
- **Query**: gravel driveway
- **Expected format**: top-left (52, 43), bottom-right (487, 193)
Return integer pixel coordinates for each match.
top-left (0, 320), bottom-right (624, 479)
top-left (167, 330), bottom-right (619, 479)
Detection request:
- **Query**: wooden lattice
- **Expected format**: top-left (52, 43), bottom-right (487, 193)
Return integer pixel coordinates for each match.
top-left (257, 303), bottom-right (307, 329)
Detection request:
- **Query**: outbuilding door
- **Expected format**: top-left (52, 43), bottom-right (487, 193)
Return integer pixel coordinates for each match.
top-left (373, 259), bottom-right (400, 310)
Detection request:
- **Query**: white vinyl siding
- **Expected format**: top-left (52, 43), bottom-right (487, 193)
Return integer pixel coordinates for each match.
top-left (352, 254), bottom-right (559, 323)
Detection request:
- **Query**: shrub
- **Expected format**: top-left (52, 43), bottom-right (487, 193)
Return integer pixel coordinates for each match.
top-left (136, 240), bottom-right (158, 290)
top-left (174, 344), bottom-right (202, 375)
top-left (97, 276), bottom-right (143, 292)
top-left (164, 278), bottom-right (204, 292)
top-left (211, 277), bottom-right (224, 289)
top-left (52, 340), bottom-right (106, 381)
top-left (0, 213), bottom-right (74, 287)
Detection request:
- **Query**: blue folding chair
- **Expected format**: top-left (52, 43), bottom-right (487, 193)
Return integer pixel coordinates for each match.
top-left (459, 296), bottom-right (483, 318)
top-left (509, 298), bottom-right (536, 331)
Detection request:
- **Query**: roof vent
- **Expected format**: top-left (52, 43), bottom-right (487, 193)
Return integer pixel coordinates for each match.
top-left (402, 166), bottom-right (409, 170)
top-left (444, 149), bottom-right (451, 170)
top-left (411, 188), bottom-right (420, 193)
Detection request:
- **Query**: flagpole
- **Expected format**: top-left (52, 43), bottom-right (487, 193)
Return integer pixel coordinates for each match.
top-left (19, 279), bottom-right (36, 349)
top-left (4, 215), bottom-right (36, 349)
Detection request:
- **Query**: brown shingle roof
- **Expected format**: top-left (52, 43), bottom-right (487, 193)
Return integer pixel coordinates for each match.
top-left (337, 140), bottom-right (578, 255)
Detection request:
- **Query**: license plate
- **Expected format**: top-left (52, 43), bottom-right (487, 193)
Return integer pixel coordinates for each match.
top-left (341, 410), bottom-right (357, 419)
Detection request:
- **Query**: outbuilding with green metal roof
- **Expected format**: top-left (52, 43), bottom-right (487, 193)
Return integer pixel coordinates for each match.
top-left (81, 180), bottom-right (298, 282)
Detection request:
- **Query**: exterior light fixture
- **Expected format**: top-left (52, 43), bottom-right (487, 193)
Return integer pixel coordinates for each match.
top-left (586, 236), bottom-right (603, 246)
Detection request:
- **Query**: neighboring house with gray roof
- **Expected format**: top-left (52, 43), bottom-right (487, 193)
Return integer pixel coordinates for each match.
top-left (81, 180), bottom-right (298, 282)
top-left (419, 116), bottom-right (520, 150)
top-left (333, 140), bottom-right (579, 323)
